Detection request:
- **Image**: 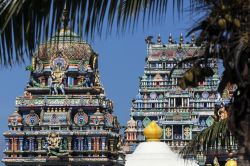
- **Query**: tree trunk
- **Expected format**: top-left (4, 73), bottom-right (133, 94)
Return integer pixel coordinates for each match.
top-left (229, 85), bottom-right (250, 166)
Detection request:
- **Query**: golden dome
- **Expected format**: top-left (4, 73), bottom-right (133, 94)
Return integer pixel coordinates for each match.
top-left (225, 159), bottom-right (237, 166)
top-left (143, 121), bottom-right (162, 142)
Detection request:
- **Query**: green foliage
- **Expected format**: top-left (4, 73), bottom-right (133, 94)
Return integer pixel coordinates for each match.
top-left (180, 119), bottom-right (229, 156)
top-left (25, 65), bottom-right (34, 71)
top-left (0, 0), bottom-right (183, 66)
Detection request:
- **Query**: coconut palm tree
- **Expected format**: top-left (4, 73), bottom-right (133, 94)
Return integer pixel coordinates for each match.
top-left (180, 105), bottom-right (236, 165)
top-left (180, 1), bottom-right (250, 165)
top-left (1, 0), bottom-right (250, 165)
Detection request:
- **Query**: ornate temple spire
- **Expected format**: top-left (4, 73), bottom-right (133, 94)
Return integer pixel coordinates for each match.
top-left (145, 36), bottom-right (153, 44)
top-left (157, 34), bottom-right (161, 44)
top-left (179, 33), bottom-right (184, 44)
top-left (2, 5), bottom-right (121, 164)
top-left (168, 33), bottom-right (173, 44)
top-left (191, 33), bottom-right (196, 45)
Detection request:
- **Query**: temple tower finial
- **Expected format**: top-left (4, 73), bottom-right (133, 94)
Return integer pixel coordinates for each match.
top-left (144, 121), bottom-right (162, 142)
top-left (157, 34), bottom-right (161, 44)
top-left (191, 33), bottom-right (196, 45)
top-left (179, 33), bottom-right (184, 44)
top-left (168, 33), bottom-right (173, 44)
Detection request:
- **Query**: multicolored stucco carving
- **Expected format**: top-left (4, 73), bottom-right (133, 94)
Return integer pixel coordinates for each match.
top-left (124, 34), bottom-right (223, 153)
top-left (3, 28), bottom-right (121, 165)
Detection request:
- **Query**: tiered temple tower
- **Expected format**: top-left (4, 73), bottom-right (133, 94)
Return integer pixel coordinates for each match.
top-left (2, 28), bottom-right (122, 166)
top-left (124, 34), bottom-right (220, 153)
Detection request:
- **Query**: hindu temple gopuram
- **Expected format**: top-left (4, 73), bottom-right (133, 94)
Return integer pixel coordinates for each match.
top-left (2, 27), bottom-right (122, 166)
top-left (124, 34), bottom-right (223, 153)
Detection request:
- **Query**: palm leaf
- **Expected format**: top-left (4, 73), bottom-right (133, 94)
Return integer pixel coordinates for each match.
top-left (180, 118), bottom-right (229, 157)
top-left (0, 0), bottom-right (186, 66)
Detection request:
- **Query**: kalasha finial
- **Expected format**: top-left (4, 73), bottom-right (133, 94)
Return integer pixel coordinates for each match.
top-left (168, 33), bottom-right (173, 44)
top-left (143, 121), bottom-right (163, 142)
top-left (145, 36), bottom-right (153, 44)
top-left (179, 33), bottom-right (184, 44)
top-left (191, 33), bottom-right (196, 45)
top-left (157, 34), bottom-right (161, 44)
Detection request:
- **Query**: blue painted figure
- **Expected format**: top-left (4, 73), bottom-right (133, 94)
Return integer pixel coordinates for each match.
top-left (83, 75), bottom-right (93, 87)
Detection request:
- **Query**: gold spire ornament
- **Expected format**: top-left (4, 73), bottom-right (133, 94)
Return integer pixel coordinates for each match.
top-left (143, 121), bottom-right (163, 142)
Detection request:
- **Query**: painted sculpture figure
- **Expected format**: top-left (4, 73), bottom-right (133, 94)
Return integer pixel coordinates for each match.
top-left (47, 133), bottom-right (60, 154)
top-left (51, 68), bottom-right (66, 95)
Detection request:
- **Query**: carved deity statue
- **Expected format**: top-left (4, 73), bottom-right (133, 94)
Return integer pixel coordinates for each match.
top-left (47, 133), bottom-right (61, 154)
top-left (82, 74), bottom-right (93, 87)
top-left (94, 70), bottom-right (101, 86)
top-left (116, 135), bottom-right (123, 151)
top-left (50, 67), bottom-right (66, 95)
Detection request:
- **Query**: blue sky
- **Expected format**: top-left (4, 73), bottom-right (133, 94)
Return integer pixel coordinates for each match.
top-left (0, 1), bottom-right (200, 162)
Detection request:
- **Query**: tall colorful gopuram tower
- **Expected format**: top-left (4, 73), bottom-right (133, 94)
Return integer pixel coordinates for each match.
top-left (124, 34), bottom-right (220, 153)
top-left (2, 27), bottom-right (122, 165)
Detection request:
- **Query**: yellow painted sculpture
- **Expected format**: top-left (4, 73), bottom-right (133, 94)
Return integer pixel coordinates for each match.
top-left (50, 67), bottom-right (66, 95)
top-left (47, 133), bottom-right (61, 154)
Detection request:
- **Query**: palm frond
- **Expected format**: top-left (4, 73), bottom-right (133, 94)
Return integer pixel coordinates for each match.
top-left (0, 0), bottom-right (185, 66)
top-left (180, 118), bottom-right (229, 157)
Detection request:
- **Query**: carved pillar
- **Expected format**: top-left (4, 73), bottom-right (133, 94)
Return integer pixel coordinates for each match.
top-left (13, 138), bottom-right (16, 151)
top-left (109, 139), bottom-right (114, 152)
top-left (37, 137), bottom-right (42, 150)
top-left (19, 138), bottom-right (23, 151)
top-left (29, 138), bottom-right (32, 151)
top-left (101, 137), bottom-right (105, 150)
top-left (77, 138), bottom-right (81, 151)
top-left (93, 137), bottom-right (96, 151)
top-left (5, 138), bottom-right (9, 151)
top-left (67, 137), bottom-right (72, 150)
top-left (171, 125), bottom-right (173, 140)
top-left (87, 137), bottom-right (91, 150)
top-left (33, 137), bottom-right (35, 151)
top-left (14, 138), bottom-right (18, 157)
top-left (96, 137), bottom-right (99, 151)
top-left (11, 138), bottom-right (14, 151)
top-left (163, 125), bottom-right (166, 139)
top-left (181, 125), bottom-right (184, 140)
top-left (81, 138), bottom-right (84, 151)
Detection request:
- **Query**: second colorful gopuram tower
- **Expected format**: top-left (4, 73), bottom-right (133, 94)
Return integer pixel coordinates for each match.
top-left (124, 34), bottom-right (222, 153)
